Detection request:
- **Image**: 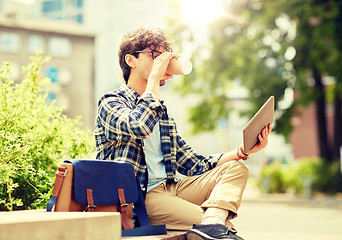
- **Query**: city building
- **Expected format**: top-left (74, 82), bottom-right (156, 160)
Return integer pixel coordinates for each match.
top-left (40, 0), bottom-right (84, 23)
top-left (290, 90), bottom-right (336, 160)
top-left (0, 0), bottom-right (171, 128)
top-left (0, 14), bottom-right (96, 129)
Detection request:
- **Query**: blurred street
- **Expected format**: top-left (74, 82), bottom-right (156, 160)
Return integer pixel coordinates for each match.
top-left (233, 180), bottom-right (342, 240)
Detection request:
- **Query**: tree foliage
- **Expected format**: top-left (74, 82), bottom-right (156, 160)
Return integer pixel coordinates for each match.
top-left (285, 0), bottom-right (342, 163)
top-left (168, 0), bottom-right (342, 163)
top-left (0, 53), bottom-right (94, 211)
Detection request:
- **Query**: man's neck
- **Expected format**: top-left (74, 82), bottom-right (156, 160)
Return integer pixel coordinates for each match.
top-left (127, 72), bottom-right (161, 99)
top-left (127, 77), bottom-right (147, 96)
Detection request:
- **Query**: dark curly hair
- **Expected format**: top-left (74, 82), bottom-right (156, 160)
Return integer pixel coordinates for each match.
top-left (118, 28), bottom-right (172, 83)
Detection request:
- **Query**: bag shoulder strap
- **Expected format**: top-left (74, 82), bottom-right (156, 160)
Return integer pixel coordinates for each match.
top-left (121, 179), bottom-right (167, 237)
top-left (132, 177), bottom-right (150, 227)
top-left (118, 188), bottom-right (132, 230)
top-left (46, 166), bottom-right (68, 211)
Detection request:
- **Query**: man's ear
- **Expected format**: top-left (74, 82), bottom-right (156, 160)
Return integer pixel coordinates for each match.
top-left (125, 54), bottom-right (136, 68)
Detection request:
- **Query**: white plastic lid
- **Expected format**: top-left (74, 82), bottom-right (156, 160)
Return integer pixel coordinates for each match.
top-left (180, 58), bottom-right (193, 75)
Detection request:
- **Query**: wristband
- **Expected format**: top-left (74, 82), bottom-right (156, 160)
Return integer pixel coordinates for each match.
top-left (237, 146), bottom-right (249, 160)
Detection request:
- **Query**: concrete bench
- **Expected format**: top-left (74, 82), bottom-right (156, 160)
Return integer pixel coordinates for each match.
top-left (0, 210), bottom-right (121, 240)
top-left (122, 230), bottom-right (186, 240)
top-left (0, 210), bottom-right (186, 240)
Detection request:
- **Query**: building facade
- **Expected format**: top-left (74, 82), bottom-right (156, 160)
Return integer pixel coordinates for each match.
top-left (0, 14), bottom-right (95, 129)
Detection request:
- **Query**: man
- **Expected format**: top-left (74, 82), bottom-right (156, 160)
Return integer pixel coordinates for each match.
top-left (95, 28), bottom-right (271, 240)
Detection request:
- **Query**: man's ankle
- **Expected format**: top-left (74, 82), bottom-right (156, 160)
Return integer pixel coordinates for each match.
top-left (201, 207), bottom-right (228, 225)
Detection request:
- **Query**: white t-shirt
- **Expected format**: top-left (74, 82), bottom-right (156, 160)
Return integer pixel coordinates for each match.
top-left (143, 122), bottom-right (167, 192)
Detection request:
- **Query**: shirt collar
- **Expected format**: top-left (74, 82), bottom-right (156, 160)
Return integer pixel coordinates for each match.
top-left (119, 83), bottom-right (165, 105)
top-left (119, 83), bottom-right (140, 103)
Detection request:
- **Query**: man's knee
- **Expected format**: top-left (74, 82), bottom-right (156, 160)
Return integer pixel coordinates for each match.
top-left (220, 160), bottom-right (249, 179)
top-left (236, 161), bottom-right (249, 176)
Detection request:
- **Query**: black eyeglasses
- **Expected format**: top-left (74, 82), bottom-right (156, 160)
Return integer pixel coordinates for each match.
top-left (129, 50), bottom-right (163, 60)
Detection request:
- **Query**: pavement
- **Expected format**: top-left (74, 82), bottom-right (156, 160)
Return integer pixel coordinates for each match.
top-left (231, 180), bottom-right (342, 240)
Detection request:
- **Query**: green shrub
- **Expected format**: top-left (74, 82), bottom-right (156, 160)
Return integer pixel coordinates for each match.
top-left (282, 157), bottom-right (321, 195)
top-left (0, 53), bottom-right (94, 211)
top-left (257, 161), bottom-right (286, 193)
top-left (314, 161), bottom-right (342, 193)
top-left (257, 157), bottom-right (341, 196)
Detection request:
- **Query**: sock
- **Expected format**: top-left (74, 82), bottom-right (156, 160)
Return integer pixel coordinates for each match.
top-left (201, 207), bottom-right (228, 225)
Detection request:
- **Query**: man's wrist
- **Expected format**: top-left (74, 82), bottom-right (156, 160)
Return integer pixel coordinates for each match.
top-left (237, 146), bottom-right (249, 160)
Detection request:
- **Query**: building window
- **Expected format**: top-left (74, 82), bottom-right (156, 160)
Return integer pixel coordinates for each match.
top-left (71, 0), bottom-right (83, 8)
top-left (28, 35), bottom-right (45, 54)
top-left (73, 14), bottom-right (84, 23)
top-left (47, 92), bottom-right (57, 103)
top-left (46, 67), bottom-right (59, 83)
top-left (48, 37), bottom-right (71, 57)
top-left (0, 32), bottom-right (21, 53)
top-left (42, 0), bottom-right (62, 13)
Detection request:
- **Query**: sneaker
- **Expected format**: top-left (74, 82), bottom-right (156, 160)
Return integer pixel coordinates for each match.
top-left (186, 224), bottom-right (244, 240)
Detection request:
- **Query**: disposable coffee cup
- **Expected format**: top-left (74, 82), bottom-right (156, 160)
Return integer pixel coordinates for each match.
top-left (166, 58), bottom-right (193, 75)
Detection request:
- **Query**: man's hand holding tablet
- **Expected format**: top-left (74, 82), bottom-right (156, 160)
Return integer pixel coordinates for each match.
top-left (238, 96), bottom-right (274, 159)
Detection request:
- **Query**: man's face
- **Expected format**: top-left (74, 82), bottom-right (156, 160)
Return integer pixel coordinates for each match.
top-left (135, 46), bottom-right (171, 86)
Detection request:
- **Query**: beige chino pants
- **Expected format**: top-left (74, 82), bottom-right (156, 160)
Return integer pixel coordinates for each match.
top-left (145, 160), bottom-right (249, 230)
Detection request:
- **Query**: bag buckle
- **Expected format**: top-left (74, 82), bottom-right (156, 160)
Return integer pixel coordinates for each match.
top-left (85, 204), bottom-right (96, 211)
top-left (56, 167), bottom-right (67, 176)
top-left (118, 203), bottom-right (128, 212)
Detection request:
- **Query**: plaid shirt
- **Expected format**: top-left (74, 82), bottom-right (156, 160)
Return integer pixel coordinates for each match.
top-left (95, 83), bottom-right (221, 191)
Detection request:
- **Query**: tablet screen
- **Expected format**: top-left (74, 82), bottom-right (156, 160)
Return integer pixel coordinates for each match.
top-left (242, 96), bottom-right (274, 153)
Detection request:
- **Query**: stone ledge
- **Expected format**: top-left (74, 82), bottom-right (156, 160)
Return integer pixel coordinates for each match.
top-left (0, 210), bottom-right (121, 240)
top-left (123, 231), bottom-right (186, 240)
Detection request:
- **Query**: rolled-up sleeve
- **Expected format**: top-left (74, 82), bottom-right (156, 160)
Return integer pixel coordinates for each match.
top-left (175, 134), bottom-right (222, 176)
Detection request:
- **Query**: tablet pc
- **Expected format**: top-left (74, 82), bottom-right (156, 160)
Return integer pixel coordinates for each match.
top-left (242, 96), bottom-right (274, 153)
